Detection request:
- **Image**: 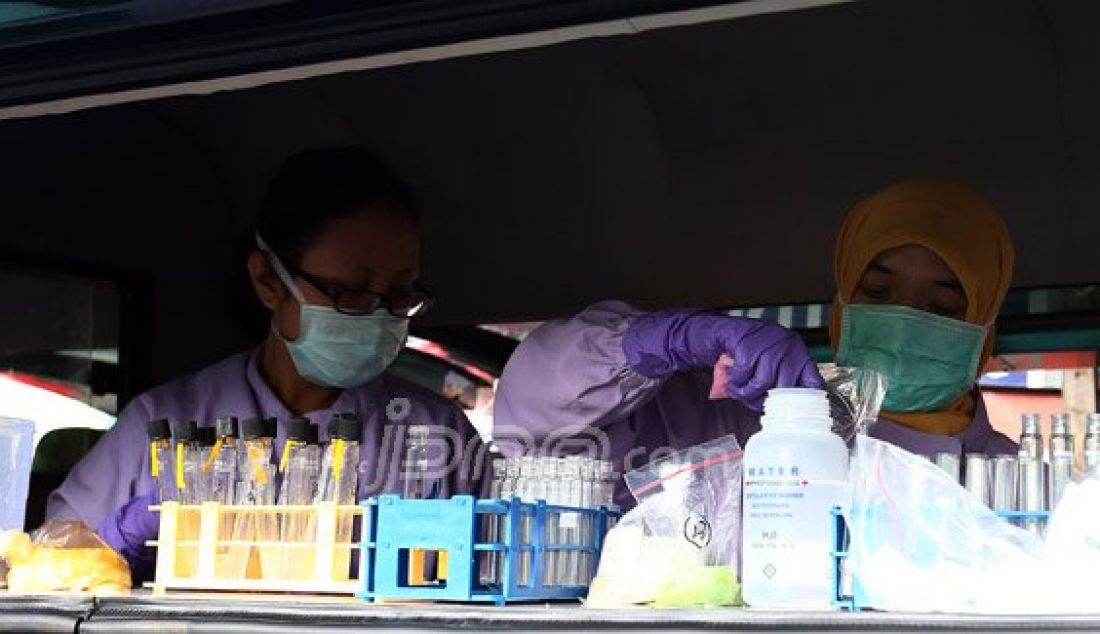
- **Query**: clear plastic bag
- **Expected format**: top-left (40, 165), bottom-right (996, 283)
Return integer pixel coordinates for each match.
top-left (846, 436), bottom-right (1046, 613)
top-left (819, 364), bottom-right (886, 444)
top-left (587, 435), bottom-right (743, 607)
top-left (624, 434), bottom-right (743, 569)
top-left (0, 520), bottom-right (131, 593)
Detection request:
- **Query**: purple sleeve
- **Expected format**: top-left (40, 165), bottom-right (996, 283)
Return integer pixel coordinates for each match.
top-left (46, 395), bottom-right (153, 531)
top-left (493, 300), bottom-right (665, 442)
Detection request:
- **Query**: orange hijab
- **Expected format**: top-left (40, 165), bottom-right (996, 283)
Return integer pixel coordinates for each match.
top-left (829, 178), bottom-right (1015, 436)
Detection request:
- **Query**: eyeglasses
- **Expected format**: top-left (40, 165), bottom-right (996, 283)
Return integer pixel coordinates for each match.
top-left (290, 266), bottom-right (434, 318)
top-left (255, 233), bottom-right (433, 318)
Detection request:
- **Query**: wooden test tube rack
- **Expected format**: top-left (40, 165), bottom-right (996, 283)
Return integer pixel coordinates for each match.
top-left (149, 501), bottom-right (363, 595)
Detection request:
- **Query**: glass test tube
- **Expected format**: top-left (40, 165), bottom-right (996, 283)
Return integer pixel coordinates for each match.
top-left (1018, 414), bottom-right (1046, 534)
top-left (963, 453), bottom-right (991, 508)
top-left (1085, 414), bottom-right (1100, 473)
top-left (1049, 414), bottom-right (1074, 509)
top-left (228, 417), bottom-right (279, 578)
top-left (278, 417), bottom-right (318, 579)
top-left (173, 421), bottom-right (203, 505)
top-left (147, 418), bottom-right (177, 503)
top-left (480, 458), bottom-right (505, 587)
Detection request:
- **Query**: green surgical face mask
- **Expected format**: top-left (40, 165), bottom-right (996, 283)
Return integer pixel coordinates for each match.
top-left (835, 303), bottom-right (987, 413)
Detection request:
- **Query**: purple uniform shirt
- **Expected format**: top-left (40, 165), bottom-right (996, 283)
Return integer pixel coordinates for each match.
top-left (49, 349), bottom-right (486, 557)
top-left (493, 301), bottom-right (1017, 507)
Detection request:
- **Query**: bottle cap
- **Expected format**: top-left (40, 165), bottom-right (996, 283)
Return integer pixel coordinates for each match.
top-left (198, 426), bottom-right (216, 447)
top-left (1087, 414), bottom-right (1100, 436)
top-left (239, 417), bottom-right (265, 441)
top-left (262, 417), bottom-right (278, 439)
top-left (328, 416), bottom-right (359, 441)
top-left (1021, 413), bottom-right (1042, 436)
top-left (286, 417), bottom-right (313, 442)
top-left (146, 418), bottom-right (171, 441)
top-left (1051, 413), bottom-right (1072, 437)
top-left (215, 416), bottom-right (239, 439)
top-left (174, 420), bottom-right (199, 443)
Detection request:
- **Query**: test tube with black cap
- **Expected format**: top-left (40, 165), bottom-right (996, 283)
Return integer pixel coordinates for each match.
top-left (238, 417), bottom-right (275, 505)
top-left (146, 418), bottom-right (177, 502)
top-left (174, 421), bottom-right (203, 504)
top-left (207, 416), bottom-right (239, 505)
top-left (316, 415), bottom-right (360, 504)
top-left (279, 417), bottom-right (318, 505)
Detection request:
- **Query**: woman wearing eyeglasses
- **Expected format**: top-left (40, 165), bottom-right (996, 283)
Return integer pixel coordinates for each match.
top-left (48, 147), bottom-right (484, 579)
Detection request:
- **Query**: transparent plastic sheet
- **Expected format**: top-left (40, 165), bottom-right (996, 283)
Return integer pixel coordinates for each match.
top-left (586, 435), bottom-right (743, 607)
top-left (0, 521), bottom-right (131, 592)
top-left (1036, 469), bottom-right (1100, 612)
top-left (846, 436), bottom-right (1048, 613)
top-left (819, 364), bottom-right (886, 444)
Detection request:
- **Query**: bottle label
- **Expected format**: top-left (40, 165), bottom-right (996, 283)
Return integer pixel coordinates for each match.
top-left (743, 471), bottom-right (846, 606)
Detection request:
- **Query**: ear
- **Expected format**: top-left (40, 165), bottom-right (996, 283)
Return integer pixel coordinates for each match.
top-left (247, 250), bottom-right (286, 311)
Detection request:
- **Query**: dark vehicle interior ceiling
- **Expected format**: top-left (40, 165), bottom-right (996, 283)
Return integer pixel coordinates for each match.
top-left (0, 0), bottom-right (1097, 387)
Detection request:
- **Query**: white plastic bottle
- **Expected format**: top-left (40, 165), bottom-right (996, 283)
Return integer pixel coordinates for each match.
top-left (742, 388), bottom-right (849, 609)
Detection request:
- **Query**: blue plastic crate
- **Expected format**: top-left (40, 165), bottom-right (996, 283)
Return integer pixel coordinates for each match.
top-left (830, 505), bottom-right (1052, 611)
top-left (358, 495), bottom-right (620, 605)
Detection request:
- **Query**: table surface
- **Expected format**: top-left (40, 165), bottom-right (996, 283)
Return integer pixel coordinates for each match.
top-left (5, 591), bottom-right (1100, 632)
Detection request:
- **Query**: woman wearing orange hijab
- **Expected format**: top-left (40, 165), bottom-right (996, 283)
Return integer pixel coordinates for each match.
top-left (494, 177), bottom-right (1016, 507)
top-left (829, 178), bottom-right (1016, 453)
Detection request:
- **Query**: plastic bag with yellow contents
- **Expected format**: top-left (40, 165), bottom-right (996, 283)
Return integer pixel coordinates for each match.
top-left (0, 521), bottom-right (131, 593)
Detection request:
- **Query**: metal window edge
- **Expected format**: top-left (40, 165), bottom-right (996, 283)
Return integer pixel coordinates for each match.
top-left (0, 0), bottom-right (856, 122)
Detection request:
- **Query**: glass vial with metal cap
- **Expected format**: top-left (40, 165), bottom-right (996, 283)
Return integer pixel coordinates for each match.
top-left (990, 455), bottom-right (1018, 514)
top-left (963, 453), bottom-right (992, 508)
top-left (146, 418), bottom-right (177, 503)
top-left (931, 452), bottom-right (961, 483)
top-left (1017, 413), bottom-right (1046, 533)
top-left (1049, 413), bottom-right (1075, 509)
top-left (1085, 414), bottom-right (1100, 473)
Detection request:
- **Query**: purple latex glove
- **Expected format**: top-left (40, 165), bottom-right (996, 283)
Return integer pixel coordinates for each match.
top-left (623, 308), bottom-right (825, 411)
top-left (97, 490), bottom-right (160, 583)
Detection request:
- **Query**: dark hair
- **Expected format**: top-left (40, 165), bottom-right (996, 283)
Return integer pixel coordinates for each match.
top-left (255, 146), bottom-right (418, 268)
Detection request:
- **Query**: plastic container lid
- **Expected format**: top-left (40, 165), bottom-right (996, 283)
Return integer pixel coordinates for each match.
top-left (146, 418), bottom-right (171, 441)
top-left (262, 417), bottom-right (278, 439)
top-left (1021, 413), bottom-right (1042, 436)
top-left (328, 416), bottom-right (359, 441)
top-left (1051, 413), bottom-right (1072, 437)
top-left (286, 417), bottom-right (313, 442)
top-left (174, 420), bottom-right (199, 442)
top-left (215, 416), bottom-right (239, 439)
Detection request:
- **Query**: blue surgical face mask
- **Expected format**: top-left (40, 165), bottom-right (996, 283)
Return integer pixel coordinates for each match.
top-left (835, 303), bottom-right (988, 413)
top-left (257, 235), bottom-right (408, 389)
